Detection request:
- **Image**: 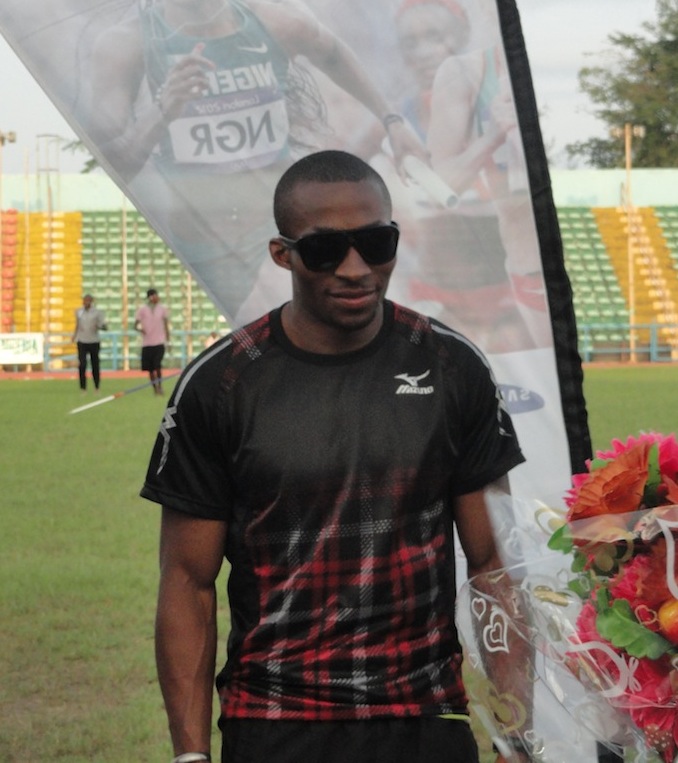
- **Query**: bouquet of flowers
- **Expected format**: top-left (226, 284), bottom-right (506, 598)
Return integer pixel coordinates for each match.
top-left (547, 432), bottom-right (678, 762)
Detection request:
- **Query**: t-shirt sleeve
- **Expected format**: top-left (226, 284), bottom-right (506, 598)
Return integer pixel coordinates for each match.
top-left (449, 345), bottom-right (525, 496)
top-left (140, 361), bottom-right (231, 520)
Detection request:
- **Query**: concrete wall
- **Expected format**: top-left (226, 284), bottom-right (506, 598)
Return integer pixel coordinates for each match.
top-left (550, 169), bottom-right (678, 208)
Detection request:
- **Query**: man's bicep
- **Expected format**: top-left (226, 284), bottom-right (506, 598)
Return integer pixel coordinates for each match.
top-left (159, 506), bottom-right (226, 586)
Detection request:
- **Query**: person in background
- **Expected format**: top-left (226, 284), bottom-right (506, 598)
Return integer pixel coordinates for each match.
top-left (141, 150), bottom-right (529, 763)
top-left (135, 288), bottom-right (170, 395)
top-left (72, 293), bottom-right (107, 393)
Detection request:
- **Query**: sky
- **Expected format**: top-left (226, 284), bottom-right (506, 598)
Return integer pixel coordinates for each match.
top-left (0, 0), bottom-right (657, 175)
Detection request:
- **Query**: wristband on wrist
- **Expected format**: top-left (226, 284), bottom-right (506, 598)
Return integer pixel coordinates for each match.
top-left (382, 112), bottom-right (404, 130)
top-left (171, 753), bottom-right (211, 763)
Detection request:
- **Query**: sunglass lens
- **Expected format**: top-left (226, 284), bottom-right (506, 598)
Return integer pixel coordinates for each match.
top-left (353, 226), bottom-right (399, 264)
top-left (298, 232), bottom-right (348, 272)
top-left (295, 225), bottom-right (399, 272)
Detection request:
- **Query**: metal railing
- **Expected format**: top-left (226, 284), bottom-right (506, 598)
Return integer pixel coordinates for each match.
top-left (39, 330), bottom-right (225, 372)
top-left (577, 322), bottom-right (678, 363)
top-left (2, 324), bottom-right (677, 372)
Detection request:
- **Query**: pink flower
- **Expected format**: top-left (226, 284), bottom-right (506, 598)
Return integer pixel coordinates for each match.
top-left (625, 656), bottom-right (678, 763)
top-left (554, 434), bottom-right (678, 762)
top-left (658, 434), bottom-right (678, 482)
top-left (609, 542), bottom-right (676, 626)
top-left (568, 601), bottom-right (620, 685)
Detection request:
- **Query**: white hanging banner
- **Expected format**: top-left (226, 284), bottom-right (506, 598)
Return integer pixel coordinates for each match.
top-left (0, 0), bottom-right (591, 490)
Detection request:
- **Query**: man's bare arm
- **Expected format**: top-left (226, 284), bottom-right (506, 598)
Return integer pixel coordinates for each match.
top-left (156, 506), bottom-right (227, 757)
top-left (254, 0), bottom-right (428, 169)
top-left (86, 18), bottom-right (212, 181)
top-left (428, 53), bottom-right (514, 197)
top-left (455, 480), bottom-right (533, 762)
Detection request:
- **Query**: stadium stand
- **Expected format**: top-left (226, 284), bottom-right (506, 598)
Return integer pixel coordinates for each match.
top-left (0, 209), bottom-right (18, 331)
top-left (80, 208), bottom-right (222, 336)
top-left (557, 207), bottom-right (630, 345)
top-left (2, 172), bottom-right (678, 364)
top-left (594, 207), bottom-right (678, 353)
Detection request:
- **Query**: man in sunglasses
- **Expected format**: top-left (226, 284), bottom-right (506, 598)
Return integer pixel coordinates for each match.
top-left (142, 150), bottom-right (527, 763)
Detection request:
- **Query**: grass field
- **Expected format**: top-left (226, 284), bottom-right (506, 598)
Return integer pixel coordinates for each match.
top-left (1, 364), bottom-right (678, 761)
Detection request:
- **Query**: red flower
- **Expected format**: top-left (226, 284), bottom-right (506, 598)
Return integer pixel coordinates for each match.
top-left (552, 434), bottom-right (678, 762)
top-left (626, 656), bottom-right (678, 763)
top-left (610, 540), bottom-right (675, 618)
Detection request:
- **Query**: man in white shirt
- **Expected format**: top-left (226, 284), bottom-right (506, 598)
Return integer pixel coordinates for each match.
top-left (72, 293), bottom-right (107, 393)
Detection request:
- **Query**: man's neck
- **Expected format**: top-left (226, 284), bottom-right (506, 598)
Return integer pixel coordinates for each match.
top-left (280, 303), bottom-right (385, 355)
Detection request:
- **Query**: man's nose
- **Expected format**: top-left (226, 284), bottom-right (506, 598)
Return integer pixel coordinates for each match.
top-left (335, 245), bottom-right (371, 277)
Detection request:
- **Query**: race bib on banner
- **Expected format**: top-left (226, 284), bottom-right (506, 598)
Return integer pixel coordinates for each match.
top-left (168, 96), bottom-right (289, 167)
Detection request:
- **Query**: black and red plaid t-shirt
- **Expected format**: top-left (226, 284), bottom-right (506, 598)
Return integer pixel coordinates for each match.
top-left (141, 301), bottom-right (524, 721)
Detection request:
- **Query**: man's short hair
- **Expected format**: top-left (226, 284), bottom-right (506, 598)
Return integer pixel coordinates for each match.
top-left (147, 288), bottom-right (158, 298)
top-left (273, 150), bottom-right (392, 236)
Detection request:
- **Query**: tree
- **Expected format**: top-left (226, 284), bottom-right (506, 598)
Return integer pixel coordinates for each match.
top-left (62, 139), bottom-right (98, 173)
top-left (566, 0), bottom-right (678, 168)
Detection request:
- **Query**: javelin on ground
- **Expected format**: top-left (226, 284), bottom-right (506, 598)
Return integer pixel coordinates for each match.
top-left (68, 371), bottom-right (182, 415)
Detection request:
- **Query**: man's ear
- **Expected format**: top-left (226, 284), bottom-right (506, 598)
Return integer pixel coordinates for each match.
top-left (269, 238), bottom-right (292, 271)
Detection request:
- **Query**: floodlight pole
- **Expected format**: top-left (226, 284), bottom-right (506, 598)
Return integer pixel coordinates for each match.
top-left (621, 123), bottom-right (645, 364)
top-left (624, 124), bottom-right (636, 363)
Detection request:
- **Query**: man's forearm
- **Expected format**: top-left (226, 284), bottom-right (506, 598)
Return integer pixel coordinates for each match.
top-left (470, 565), bottom-right (534, 760)
top-left (155, 577), bottom-right (218, 755)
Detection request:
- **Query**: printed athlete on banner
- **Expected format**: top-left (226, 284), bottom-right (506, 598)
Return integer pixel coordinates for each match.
top-left (84, 0), bottom-right (427, 324)
top-left (143, 6), bottom-right (291, 170)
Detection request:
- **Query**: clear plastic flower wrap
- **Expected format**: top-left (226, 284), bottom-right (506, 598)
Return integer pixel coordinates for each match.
top-left (458, 433), bottom-right (678, 763)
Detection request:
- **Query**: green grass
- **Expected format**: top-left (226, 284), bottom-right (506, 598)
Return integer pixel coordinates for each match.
top-left (0, 377), bottom-right (229, 761)
top-left (1, 364), bottom-right (677, 761)
top-left (583, 364), bottom-right (678, 450)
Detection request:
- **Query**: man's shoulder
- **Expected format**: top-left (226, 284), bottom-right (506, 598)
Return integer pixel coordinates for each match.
top-left (390, 301), bottom-right (460, 345)
top-left (184, 312), bottom-right (274, 382)
top-left (229, 311), bottom-right (274, 357)
top-left (389, 301), bottom-right (488, 365)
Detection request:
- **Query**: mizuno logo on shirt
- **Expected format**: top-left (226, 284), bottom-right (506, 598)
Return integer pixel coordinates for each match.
top-left (239, 43), bottom-right (269, 54)
top-left (394, 370), bottom-right (434, 395)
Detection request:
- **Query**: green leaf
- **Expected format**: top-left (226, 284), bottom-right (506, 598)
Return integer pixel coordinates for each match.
top-left (568, 577), bottom-right (592, 600)
top-left (571, 550), bottom-right (587, 573)
top-left (548, 524), bottom-right (573, 553)
top-left (590, 457), bottom-right (612, 472)
top-left (595, 589), bottom-right (672, 659)
top-left (643, 443), bottom-right (663, 507)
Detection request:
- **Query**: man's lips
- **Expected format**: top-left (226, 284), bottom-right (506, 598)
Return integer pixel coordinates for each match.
top-left (329, 288), bottom-right (377, 307)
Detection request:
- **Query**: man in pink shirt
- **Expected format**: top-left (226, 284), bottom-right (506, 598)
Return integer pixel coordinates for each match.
top-left (135, 288), bottom-right (171, 395)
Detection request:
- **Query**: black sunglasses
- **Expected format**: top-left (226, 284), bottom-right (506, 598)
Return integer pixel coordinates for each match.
top-left (278, 222), bottom-right (399, 273)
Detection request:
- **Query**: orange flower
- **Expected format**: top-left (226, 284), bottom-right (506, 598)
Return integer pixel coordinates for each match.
top-left (567, 441), bottom-right (651, 521)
